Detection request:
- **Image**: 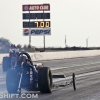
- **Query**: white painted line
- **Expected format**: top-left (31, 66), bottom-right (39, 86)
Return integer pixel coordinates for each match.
top-left (0, 82), bottom-right (6, 85)
top-left (51, 61), bottom-right (100, 70)
top-left (76, 70), bottom-right (100, 78)
top-left (53, 70), bottom-right (100, 83)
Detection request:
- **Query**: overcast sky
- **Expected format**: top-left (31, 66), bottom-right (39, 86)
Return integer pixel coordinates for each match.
top-left (0, 0), bottom-right (100, 47)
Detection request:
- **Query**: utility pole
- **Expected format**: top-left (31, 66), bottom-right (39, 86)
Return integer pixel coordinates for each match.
top-left (29, 8), bottom-right (31, 47)
top-left (86, 37), bottom-right (89, 47)
top-left (65, 35), bottom-right (66, 47)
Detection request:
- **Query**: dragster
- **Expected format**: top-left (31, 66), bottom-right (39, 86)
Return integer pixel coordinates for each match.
top-left (6, 52), bottom-right (76, 94)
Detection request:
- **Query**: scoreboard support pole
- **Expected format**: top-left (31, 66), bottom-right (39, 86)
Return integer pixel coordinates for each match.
top-left (44, 33), bottom-right (45, 51)
top-left (43, 4), bottom-right (45, 51)
top-left (29, 10), bottom-right (31, 46)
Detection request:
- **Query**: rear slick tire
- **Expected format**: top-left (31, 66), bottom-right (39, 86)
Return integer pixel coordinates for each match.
top-left (38, 67), bottom-right (52, 93)
top-left (6, 69), bottom-right (19, 94)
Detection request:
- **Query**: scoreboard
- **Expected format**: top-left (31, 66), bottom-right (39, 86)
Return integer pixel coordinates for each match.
top-left (23, 21), bottom-right (50, 28)
top-left (22, 4), bottom-right (51, 36)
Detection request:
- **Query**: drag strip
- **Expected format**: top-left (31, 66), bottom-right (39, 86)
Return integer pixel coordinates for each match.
top-left (0, 56), bottom-right (100, 100)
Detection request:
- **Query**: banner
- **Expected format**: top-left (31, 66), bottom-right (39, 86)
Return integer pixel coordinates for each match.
top-left (22, 4), bottom-right (50, 11)
top-left (23, 28), bottom-right (51, 36)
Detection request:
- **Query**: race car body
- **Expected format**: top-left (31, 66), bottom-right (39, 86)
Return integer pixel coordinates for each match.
top-left (6, 52), bottom-right (76, 94)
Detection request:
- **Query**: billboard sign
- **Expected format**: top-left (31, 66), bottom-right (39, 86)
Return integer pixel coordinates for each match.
top-left (23, 28), bottom-right (51, 36)
top-left (22, 4), bottom-right (50, 11)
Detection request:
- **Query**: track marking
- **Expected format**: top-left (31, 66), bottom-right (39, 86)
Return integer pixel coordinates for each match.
top-left (53, 70), bottom-right (100, 83)
top-left (51, 61), bottom-right (100, 70)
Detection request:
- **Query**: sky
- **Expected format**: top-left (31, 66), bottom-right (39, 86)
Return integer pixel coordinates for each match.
top-left (0, 0), bottom-right (100, 47)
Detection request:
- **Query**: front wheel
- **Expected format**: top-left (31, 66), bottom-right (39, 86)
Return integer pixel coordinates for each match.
top-left (72, 73), bottom-right (76, 90)
top-left (38, 67), bottom-right (53, 93)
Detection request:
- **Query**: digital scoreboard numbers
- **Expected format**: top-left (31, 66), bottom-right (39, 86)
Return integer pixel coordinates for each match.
top-left (23, 13), bottom-right (50, 19)
top-left (23, 21), bottom-right (50, 28)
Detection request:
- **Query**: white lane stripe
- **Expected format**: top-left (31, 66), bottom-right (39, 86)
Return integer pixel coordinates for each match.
top-left (53, 70), bottom-right (100, 83)
top-left (51, 61), bottom-right (100, 70)
top-left (0, 90), bottom-right (7, 94)
top-left (0, 76), bottom-right (6, 78)
top-left (76, 70), bottom-right (100, 78)
top-left (0, 81), bottom-right (6, 85)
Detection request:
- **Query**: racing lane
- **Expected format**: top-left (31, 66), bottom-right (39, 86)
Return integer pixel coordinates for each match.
top-left (0, 56), bottom-right (100, 100)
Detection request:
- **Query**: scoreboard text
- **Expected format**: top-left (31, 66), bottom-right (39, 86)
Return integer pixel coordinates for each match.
top-left (23, 21), bottom-right (50, 28)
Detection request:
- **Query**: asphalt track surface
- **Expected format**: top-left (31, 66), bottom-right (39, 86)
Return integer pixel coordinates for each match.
top-left (0, 56), bottom-right (100, 100)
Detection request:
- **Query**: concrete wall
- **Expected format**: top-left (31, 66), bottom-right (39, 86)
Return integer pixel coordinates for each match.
top-left (0, 50), bottom-right (100, 63)
top-left (30, 50), bottom-right (100, 61)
